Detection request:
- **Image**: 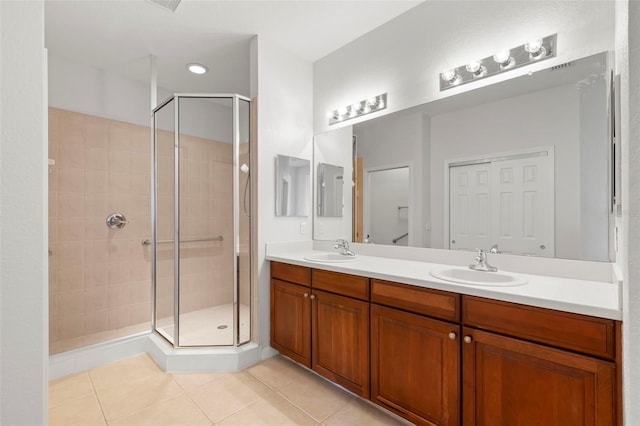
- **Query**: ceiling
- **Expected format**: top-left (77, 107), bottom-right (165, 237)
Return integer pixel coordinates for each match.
top-left (45, 0), bottom-right (422, 94)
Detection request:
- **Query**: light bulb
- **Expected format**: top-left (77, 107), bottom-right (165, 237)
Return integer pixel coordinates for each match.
top-left (465, 61), bottom-right (482, 74)
top-left (493, 49), bottom-right (510, 64)
top-left (367, 97), bottom-right (378, 107)
top-left (441, 69), bottom-right (458, 83)
top-left (378, 99), bottom-right (385, 109)
top-left (351, 102), bottom-right (362, 113)
top-left (525, 39), bottom-right (543, 54)
top-left (339, 106), bottom-right (348, 116)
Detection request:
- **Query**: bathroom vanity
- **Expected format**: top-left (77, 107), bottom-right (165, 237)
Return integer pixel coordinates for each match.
top-left (267, 250), bottom-right (621, 426)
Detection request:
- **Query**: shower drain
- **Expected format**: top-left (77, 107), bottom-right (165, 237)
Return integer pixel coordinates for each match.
top-left (217, 325), bottom-right (228, 330)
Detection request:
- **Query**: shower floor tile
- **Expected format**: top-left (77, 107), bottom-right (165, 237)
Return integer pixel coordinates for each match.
top-left (157, 303), bottom-right (251, 346)
top-left (48, 353), bottom-right (409, 426)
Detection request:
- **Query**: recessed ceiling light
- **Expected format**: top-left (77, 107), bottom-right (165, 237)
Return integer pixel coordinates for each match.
top-left (186, 63), bottom-right (208, 75)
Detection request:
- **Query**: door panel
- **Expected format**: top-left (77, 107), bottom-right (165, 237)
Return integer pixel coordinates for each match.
top-left (312, 289), bottom-right (369, 397)
top-left (462, 327), bottom-right (615, 426)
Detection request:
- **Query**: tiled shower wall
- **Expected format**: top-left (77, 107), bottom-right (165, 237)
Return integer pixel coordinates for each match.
top-left (49, 108), bottom-right (234, 354)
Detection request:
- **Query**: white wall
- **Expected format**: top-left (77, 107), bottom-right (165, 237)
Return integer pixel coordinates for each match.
top-left (314, 1), bottom-right (614, 134)
top-left (0, 1), bottom-right (48, 424)
top-left (49, 55), bottom-right (239, 142)
top-left (618, 0), bottom-right (640, 423)
top-left (252, 37), bottom-right (313, 353)
top-left (430, 85), bottom-right (583, 258)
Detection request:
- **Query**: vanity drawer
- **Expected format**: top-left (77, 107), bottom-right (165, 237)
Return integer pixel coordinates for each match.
top-left (371, 279), bottom-right (459, 322)
top-left (271, 261), bottom-right (311, 286)
top-left (312, 269), bottom-right (369, 300)
top-left (462, 296), bottom-right (615, 360)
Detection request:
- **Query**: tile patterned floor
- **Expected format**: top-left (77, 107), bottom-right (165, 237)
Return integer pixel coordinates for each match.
top-left (49, 354), bottom-right (410, 426)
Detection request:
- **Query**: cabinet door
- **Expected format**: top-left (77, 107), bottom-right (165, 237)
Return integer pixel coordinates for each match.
top-left (312, 289), bottom-right (369, 398)
top-left (270, 279), bottom-right (311, 367)
top-left (371, 304), bottom-right (460, 426)
top-left (462, 327), bottom-right (615, 426)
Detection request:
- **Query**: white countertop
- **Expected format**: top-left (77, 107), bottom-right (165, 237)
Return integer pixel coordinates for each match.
top-left (266, 247), bottom-right (622, 321)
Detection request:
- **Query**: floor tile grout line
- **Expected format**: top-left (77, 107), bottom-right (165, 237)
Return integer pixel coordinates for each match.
top-left (86, 369), bottom-right (110, 425)
top-left (273, 386), bottom-right (352, 424)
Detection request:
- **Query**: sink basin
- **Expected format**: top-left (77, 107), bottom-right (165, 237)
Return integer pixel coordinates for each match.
top-left (429, 267), bottom-right (527, 287)
top-left (304, 253), bottom-right (360, 263)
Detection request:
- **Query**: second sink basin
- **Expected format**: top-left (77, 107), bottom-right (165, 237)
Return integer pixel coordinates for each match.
top-left (430, 267), bottom-right (527, 287)
top-left (304, 253), bottom-right (360, 263)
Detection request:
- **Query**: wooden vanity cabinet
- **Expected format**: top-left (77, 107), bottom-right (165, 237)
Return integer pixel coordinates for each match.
top-left (462, 326), bottom-right (615, 426)
top-left (270, 263), bottom-right (620, 426)
top-left (270, 263), bottom-right (370, 397)
top-left (371, 304), bottom-right (460, 426)
top-left (462, 296), bottom-right (617, 426)
top-left (370, 279), bottom-right (461, 426)
top-left (270, 263), bottom-right (312, 366)
top-left (311, 269), bottom-right (370, 397)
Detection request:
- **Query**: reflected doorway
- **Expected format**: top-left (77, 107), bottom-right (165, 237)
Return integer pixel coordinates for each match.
top-left (365, 166), bottom-right (410, 246)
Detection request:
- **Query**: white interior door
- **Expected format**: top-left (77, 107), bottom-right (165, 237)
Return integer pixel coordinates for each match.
top-left (491, 156), bottom-right (554, 256)
top-left (449, 163), bottom-right (492, 251)
top-left (366, 167), bottom-right (409, 245)
top-left (448, 153), bottom-right (554, 256)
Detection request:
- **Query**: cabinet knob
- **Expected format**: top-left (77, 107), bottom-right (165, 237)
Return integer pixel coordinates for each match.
top-left (463, 336), bottom-right (472, 344)
top-left (448, 332), bottom-right (456, 340)
top-left (303, 293), bottom-right (308, 298)
top-left (310, 294), bottom-right (316, 300)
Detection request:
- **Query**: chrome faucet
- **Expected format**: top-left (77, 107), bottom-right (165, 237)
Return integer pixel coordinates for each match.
top-left (334, 239), bottom-right (356, 256)
top-left (469, 249), bottom-right (497, 272)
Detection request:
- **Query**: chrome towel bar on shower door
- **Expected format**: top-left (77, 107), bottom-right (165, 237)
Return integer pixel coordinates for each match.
top-left (141, 236), bottom-right (223, 246)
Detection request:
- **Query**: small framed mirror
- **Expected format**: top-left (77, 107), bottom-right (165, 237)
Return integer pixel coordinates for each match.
top-left (317, 163), bottom-right (344, 217)
top-left (275, 154), bottom-right (310, 217)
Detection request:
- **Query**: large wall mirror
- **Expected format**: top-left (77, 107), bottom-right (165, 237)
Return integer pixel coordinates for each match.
top-left (313, 51), bottom-right (615, 262)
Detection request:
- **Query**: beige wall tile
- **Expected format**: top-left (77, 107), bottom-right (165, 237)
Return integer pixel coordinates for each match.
top-left (58, 217), bottom-right (84, 242)
top-left (58, 193), bottom-right (85, 218)
top-left (58, 143), bottom-right (85, 170)
top-left (58, 111), bottom-right (84, 146)
top-left (108, 261), bottom-right (131, 286)
top-left (56, 267), bottom-right (84, 293)
top-left (84, 115), bottom-right (108, 149)
top-left (58, 290), bottom-right (85, 315)
top-left (108, 123), bottom-right (131, 152)
top-left (58, 313), bottom-right (85, 340)
top-left (84, 262), bottom-right (108, 288)
top-left (84, 287), bottom-right (108, 311)
top-left (58, 168), bottom-right (84, 194)
top-left (85, 147), bottom-right (108, 171)
top-left (85, 170), bottom-right (108, 194)
top-left (108, 306), bottom-right (130, 329)
top-left (84, 310), bottom-right (109, 334)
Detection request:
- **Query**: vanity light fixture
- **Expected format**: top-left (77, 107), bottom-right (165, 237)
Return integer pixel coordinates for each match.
top-left (328, 93), bottom-right (387, 125)
top-left (439, 33), bottom-right (556, 91)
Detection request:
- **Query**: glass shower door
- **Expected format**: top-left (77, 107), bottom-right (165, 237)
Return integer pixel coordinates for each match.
top-left (153, 98), bottom-right (177, 344)
top-left (177, 96), bottom-right (234, 346)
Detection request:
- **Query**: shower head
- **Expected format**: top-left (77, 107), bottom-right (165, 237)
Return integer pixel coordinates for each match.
top-left (240, 164), bottom-right (250, 174)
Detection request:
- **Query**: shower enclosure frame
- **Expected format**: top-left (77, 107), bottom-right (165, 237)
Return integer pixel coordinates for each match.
top-left (151, 93), bottom-right (251, 348)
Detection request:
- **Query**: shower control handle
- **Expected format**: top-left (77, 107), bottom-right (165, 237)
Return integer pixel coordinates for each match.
top-left (106, 213), bottom-right (128, 229)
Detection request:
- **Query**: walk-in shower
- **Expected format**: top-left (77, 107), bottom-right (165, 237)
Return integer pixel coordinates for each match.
top-left (152, 94), bottom-right (251, 347)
